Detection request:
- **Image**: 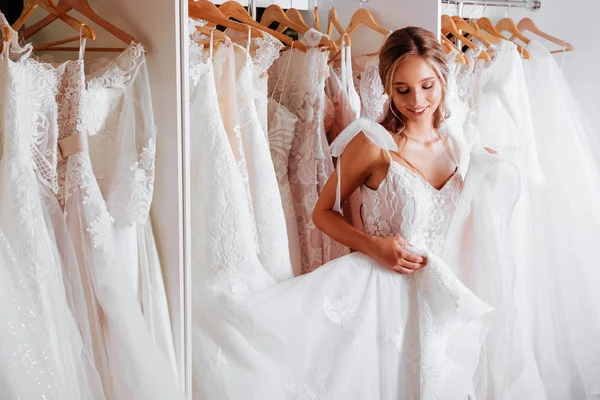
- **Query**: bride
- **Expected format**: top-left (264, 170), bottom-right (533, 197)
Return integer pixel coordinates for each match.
top-left (194, 27), bottom-right (520, 400)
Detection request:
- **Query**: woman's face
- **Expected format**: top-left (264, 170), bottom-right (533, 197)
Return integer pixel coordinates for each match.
top-left (391, 56), bottom-right (443, 126)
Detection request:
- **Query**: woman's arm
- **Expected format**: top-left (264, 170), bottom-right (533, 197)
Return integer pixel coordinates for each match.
top-left (313, 133), bottom-right (426, 273)
top-left (313, 133), bottom-right (380, 256)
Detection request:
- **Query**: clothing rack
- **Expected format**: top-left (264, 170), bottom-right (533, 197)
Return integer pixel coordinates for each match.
top-left (442, 0), bottom-right (541, 17)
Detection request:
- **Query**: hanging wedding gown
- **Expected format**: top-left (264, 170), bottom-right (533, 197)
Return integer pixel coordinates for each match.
top-left (524, 41), bottom-right (600, 399)
top-left (53, 41), bottom-right (183, 400)
top-left (0, 38), bottom-right (104, 399)
top-left (326, 41), bottom-right (364, 231)
top-left (455, 41), bottom-right (548, 399)
top-left (0, 224), bottom-right (89, 399)
top-left (188, 39), bottom-right (276, 398)
top-left (326, 40), bottom-right (361, 141)
top-left (212, 40), bottom-right (260, 249)
top-left (267, 96), bottom-right (302, 276)
top-left (191, 116), bottom-right (535, 399)
top-left (352, 53), bottom-right (387, 122)
top-left (83, 42), bottom-right (178, 376)
top-left (269, 29), bottom-right (349, 274)
top-left (232, 41), bottom-right (293, 282)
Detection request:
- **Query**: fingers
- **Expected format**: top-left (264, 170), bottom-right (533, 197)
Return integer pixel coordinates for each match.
top-left (398, 248), bottom-right (427, 264)
top-left (392, 264), bottom-right (425, 275)
top-left (389, 259), bottom-right (428, 275)
top-left (395, 236), bottom-right (410, 246)
top-left (484, 147), bottom-right (498, 155)
top-left (392, 266), bottom-right (415, 275)
top-left (400, 260), bottom-right (425, 270)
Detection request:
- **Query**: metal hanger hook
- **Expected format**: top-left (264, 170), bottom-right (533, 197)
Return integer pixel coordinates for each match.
top-left (482, 4), bottom-right (487, 16)
top-left (469, 5), bottom-right (477, 19)
top-left (505, 5), bottom-right (511, 18)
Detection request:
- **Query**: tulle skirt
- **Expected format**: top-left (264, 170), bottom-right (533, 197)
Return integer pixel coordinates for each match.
top-left (194, 250), bottom-right (492, 400)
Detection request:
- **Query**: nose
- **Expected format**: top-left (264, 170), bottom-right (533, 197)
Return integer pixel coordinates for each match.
top-left (409, 89), bottom-right (425, 106)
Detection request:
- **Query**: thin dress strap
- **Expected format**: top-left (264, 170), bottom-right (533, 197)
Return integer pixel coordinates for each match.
top-left (78, 25), bottom-right (87, 61)
top-left (445, 133), bottom-right (461, 168)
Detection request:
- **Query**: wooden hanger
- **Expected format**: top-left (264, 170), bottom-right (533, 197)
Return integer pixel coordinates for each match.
top-left (476, 17), bottom-right (503, 38)
top-left (1, 25), bottom-right (11, 43)
top-left (495, 17), bottom-right (532, 58)
top-left (477, 16), bottom-right (529, 58)
top-left (496, 17), bottom-right (529, 45)
top-left (13, 0), bottom-right (95, 43)
top-left (517, 17), bottom-right (574, 54)
top-left (314, 4), bottom-right (320, 31)
top-left (189, 0), bottom-right (264, 40)
top-left (335, 8), bottom-right (389, 47)
top-left (276, 8), bottom-right (310, 33)
top-left (327, 7), bottom-right (346, 39)
top-left (195, 25), bottom-right (229, 47)
top-left (451, 15), bottom-right (502, 48)
top-left (441, 15), bottom-right (490, 61)
top-left (261, 4), bottom-right (337, 51)
top-left (327, 32), bottom-right (351, 64)
top-left (216, 1), bottom-right (306, 52)
top-left (441, 35), bottom-right (468, 65)
top-left (20, 0), bottom-right (136, 51)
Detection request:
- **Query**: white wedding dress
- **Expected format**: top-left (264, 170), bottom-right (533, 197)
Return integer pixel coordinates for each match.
top-left (232, 42), bottom-right (293, 282)
top-left (188, 39), bottom-right (277, 398)
top-left (83, 42), bottom-right (178, 376)
top-left (52, 42), bottom-right (183, 400)
top-left (0, 38), bottom-right (104, 399)
top-left (267, 97), bottom-right (302, 276)
top-left (352, 53), bottom-right (387, 123)
top-left (191, 115), bottom-right (520, 399)
top-left (524, 41), bottom-right (600, 399)
top-left (451, 41), bottom-right (548, 400)
top-left (268, 29), bottom-right (349, 274)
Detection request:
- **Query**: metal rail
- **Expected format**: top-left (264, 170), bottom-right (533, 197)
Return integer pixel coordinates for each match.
top-left (442, 0), bottom-right (541, 17)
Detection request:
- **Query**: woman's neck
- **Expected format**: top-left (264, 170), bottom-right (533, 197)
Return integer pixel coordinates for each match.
top-left (403, 119), bottom-right (437, 144)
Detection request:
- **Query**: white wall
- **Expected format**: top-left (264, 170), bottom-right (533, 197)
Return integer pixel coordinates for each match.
top-left (309, 0), bottom-right (440, 55)
top-left (443, 0), bottom-right (600, 128)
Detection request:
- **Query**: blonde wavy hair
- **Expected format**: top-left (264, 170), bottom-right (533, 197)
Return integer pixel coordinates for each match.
top-left (378, 27), bottom-right (450, 135)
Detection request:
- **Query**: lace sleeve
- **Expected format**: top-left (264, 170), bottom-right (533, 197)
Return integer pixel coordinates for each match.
top-left (85, 44), bottom-right (155, 227)
top-left (252, 32), bottom-right (283, 78)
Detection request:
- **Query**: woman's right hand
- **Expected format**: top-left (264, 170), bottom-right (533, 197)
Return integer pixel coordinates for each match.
top-left (370, 236), bottom-right (428, 274)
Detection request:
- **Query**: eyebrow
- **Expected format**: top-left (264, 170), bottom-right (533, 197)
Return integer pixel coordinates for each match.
top-left (393, 77), bottom-right (436, 86)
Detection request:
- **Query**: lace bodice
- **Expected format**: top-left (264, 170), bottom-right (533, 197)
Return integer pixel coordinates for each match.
top-left (225, 29), bottom-right (283, 135)
top-left (268, 28), bottom-right (349, 273)
top-left (352, 55), bottom-right (387, 122)
top-left (267, 98), bottom-right (297, 179)
top-left (361, 160), bottom-right (462, 256)
top-left (331, 119), bottom-right (463, 256)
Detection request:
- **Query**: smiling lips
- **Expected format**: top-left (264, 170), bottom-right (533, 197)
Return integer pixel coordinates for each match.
top-left (406, 105), bottom-right (430, 116)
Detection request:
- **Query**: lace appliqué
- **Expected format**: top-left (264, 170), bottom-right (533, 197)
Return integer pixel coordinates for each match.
top-left (84, 43), bottom-right (155, 227)
top-left (209, 348), bottom-right (227, 378)
top-left (10, 58), bottom-right (62, 194)
top-left (323, 295), bottom-right (362, 349)
top-left (283, 366), bottom-right (329, 400)
top-left (268, 30), bottom-right (349, 274)
top-left (383, 328), bottom-right (421, 374)
top-left (125, 138), bottom-right (155, 224)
